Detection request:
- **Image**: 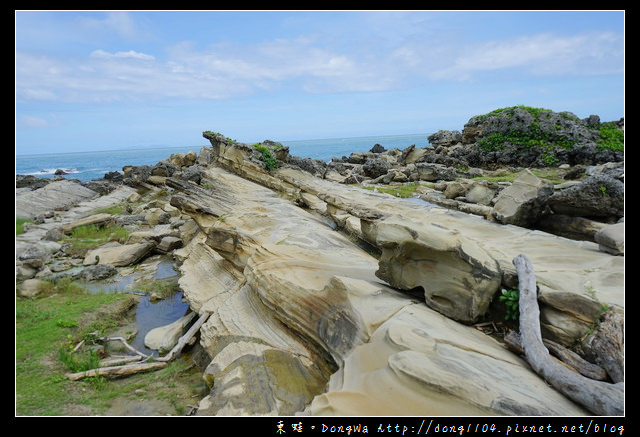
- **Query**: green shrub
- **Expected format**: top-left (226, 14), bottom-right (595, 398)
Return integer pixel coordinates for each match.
top-left (255, 145), bottom-right (279, 171)
top-left (596, 122), bottom-right (624, 152)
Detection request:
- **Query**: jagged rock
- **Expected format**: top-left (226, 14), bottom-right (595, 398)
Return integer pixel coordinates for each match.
top-left (370, 143), bottom-right (386, 153)
top-left (74, 264), bottom-right (118, 281)
top-left (362, 158), bottom-right (391, 178)
top-left (492, 170), bottom-right (553, 227)
top-left (428, 129), bottom-right (462, 147)
top-left (144, 312), bottom-right (196, 353)
top-left (415, 162), bottom-right (458, 181)
top-left (83, 241), bottom-right (156, 267)
top-left (548, 174), bottom-right (624, 220)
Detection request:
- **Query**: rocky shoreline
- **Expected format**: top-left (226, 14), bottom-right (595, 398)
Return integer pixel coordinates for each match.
top-left (16, 107), bottom-right (624, 416)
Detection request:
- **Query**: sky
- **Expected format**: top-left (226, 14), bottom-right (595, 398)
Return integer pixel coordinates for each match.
top-left (15, 10), bottom-right (625, 156)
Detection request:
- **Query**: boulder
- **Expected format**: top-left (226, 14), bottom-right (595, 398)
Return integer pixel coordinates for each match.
top-left (17, 278), bottom-right (49, 298)
top-left (492, 170), bottom-right (553, 227)
top-left (144, 312), bottom-right (196, 353)
top-left (594, 221), bottom-right (624, 255)
top-left (156, 236), bottom-right (183, 253)
top-left (61, 213), bottom-right (114, 234)
top-left (415, 162), bottom-right (458, 181)
top-left (362, 158), bottom-right (391, 179)
top-left (465, 182), bottom-right (497, 205)
top-left (547, 174), bottom-right (624, 220)
top-left (428, 129), bottom-right (462, 147)
top-left (83, 242), bottom-right (156, 267)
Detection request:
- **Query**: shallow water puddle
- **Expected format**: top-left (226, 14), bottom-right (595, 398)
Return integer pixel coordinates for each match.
top-left (81, 254), bottom-right (190, 355)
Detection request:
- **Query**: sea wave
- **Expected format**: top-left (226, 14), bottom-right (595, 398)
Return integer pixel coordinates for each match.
top-left (28, 168), bottom-right (79, 176)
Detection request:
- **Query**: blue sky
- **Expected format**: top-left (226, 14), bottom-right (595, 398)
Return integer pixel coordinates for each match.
top-left (15, 10), bottom-right (624, 155)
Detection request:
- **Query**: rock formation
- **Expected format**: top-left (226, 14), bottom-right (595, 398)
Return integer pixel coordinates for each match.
top-left (15, 108), bottom-right (624, 417)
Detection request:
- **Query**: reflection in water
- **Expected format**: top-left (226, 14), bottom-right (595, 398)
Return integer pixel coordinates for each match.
top-left (131, 291), bottom-right (190, 355)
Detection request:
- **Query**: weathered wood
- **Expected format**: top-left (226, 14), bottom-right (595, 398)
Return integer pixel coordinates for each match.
top-left (100, 336), bottom-right (150, 359)
top-left (503, 331), bottom-right (608, 381)
top-left (514, 254), bottom-right (624, 416)
top-left (155, 312), bottom-right (211, 362)
top-left (99, 355), bottom-right (143, 367)
top-left (65, 362), bottom-right (168, 381)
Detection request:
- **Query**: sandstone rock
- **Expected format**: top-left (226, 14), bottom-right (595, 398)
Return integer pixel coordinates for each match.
top-left (16, 179), bottom-right (98, 219)
top-left (156, 236), bottom-right (183, 253)
top-left (492, 169), bottom-right (553, 227)
top-left (415, 162), bottom-right (458, 181)
top-left (61, 213), bottom-right (114, 234)
top-left (83, 242), bottom-right (155, 267)
top-left (465, 182), bottom-right (496, 205)
top-left (145, 208), bottom-right (171, 225)
top-left (144, 312), bottom-right (196, 353)
top-left (428, 129), bottom-right (462, 147)
top-left (594, 221), bottom-right (624, 255)
top-left (17, 278), bottom-right (49, 298)
top-left (363, 216), bottom-right (502, 323)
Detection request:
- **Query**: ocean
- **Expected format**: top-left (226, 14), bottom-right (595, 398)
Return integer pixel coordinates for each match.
top-left (15, 133), bottom-right (431, 183)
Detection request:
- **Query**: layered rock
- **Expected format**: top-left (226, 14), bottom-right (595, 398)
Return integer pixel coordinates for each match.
top-left (168, 149), bottom-right (622, 415)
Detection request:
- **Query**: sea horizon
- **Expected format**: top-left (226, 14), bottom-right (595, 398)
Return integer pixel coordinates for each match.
top-left (16, 132), bottom-right (432, 183)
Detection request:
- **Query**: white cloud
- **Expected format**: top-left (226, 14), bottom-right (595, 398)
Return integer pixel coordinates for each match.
top-left (90, 50), bottom-right (155, 61)
top-left (79, 11), bottom-right (139, 39)
top-left (427, 31), bottom-right (624, 80)
top-left (15, 25), bottom-right (624, 104)
top-left (19, 115), bottom-right (51, 128)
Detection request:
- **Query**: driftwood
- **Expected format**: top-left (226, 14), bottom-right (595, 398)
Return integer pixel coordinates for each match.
top-left (99, 355), bottom-right (143, 367)
top-left (155, 311), bottom-right (211, 362)
top-left (66, 312), bottom-right (211, 381)
top-left (513, 254), bottom-right (624, 416)
top-left (504, 331), bottom-right (608, 381)
top-left (65, 362), bottom-right (168, 381)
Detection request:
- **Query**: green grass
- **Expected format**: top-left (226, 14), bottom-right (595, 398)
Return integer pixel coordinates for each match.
top-left (361, 182), bottom-right (419, 198)
top-left (15, 284), bottom-right (134, 415)
top-left (16, 281), bottom-right (204, 416)
top-left (62, 224), bottom-right (130, 258)
top-left (16, 218), bottom-right (33, 235)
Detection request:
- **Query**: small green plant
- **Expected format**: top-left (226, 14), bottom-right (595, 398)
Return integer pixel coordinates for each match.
top-left (16, 218), bottom-right (33, 235)
top-left (498, 288), bottom-right (520, 321)
top-left (255, 145), bottom-right (279, 171)
top-left (599, 186), bottom-right (608, 196)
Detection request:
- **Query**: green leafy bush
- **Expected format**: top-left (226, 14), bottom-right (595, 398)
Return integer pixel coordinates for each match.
top-left (596, 122), bottom-right (624, 152)
top-left (498, 288), bottom-right (520, 321)
top-left (255, 145), bottom-right (279, 171)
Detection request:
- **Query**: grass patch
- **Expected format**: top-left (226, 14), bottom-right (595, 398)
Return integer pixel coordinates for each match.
top-left (62, 224), bottom-right (130, 258)
top-left (16, 218), bottom-right (33, 235)
top-left (15, 285), bottom-right (134, 415)
top-left (16, 281), bottom-right (204, 416)
top-left (361, 182), bottom-right (419, 198)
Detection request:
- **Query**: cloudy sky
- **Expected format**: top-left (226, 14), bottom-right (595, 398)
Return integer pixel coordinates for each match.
top-left (15, 10), bottom-right (624, 155)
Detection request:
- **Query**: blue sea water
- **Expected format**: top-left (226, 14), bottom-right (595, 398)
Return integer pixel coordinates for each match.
top-left (16, 133), bottom-right (431, 183)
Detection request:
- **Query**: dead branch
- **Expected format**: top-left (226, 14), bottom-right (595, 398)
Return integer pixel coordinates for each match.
top-left (155, 312), bottom-right (211, 362)
top-left (513, 254), bottom-right (624, 416)
top-left (65, 362), bottom-right (168, 381)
